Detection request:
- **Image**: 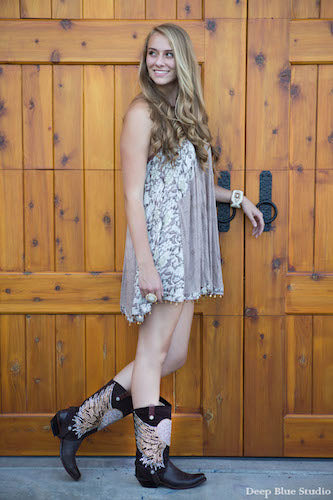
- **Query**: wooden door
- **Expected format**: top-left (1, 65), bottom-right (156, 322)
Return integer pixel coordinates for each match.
top-left (0, 0), bottom-right (331, 459)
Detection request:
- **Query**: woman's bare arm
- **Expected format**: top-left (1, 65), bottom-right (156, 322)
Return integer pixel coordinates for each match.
top-left (120, 100), bottom-right (155, 269)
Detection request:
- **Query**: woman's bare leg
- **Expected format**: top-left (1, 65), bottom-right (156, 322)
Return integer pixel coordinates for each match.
top-left (130, 301), bottom-right (184, 408)
top-left (113, 301), bottom-right (195, 395)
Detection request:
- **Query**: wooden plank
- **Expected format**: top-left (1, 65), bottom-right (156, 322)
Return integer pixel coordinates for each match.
top-left (286, 274), bottom-right (333, 314)
top-left (54, 65), bottom-right (83, 170)
top-left (115, 0), bottom-right (144, 19)
top-left (0, 20), bottom-right (204, 63)
top-left (25, 170), bottom-right (54, 271)
top-left (245, 171), bottom-right (288, 316)
top-left (52, 0), bottom-right (81, 19)
top-left (85, 170), bottom-right (115, 271)
top-left (0, 65), bottom-right (22, 170)
top-left (0, 172), bottom-right (24, 270)
top-left (247, 19), bottom-right (290, 172)
top-left (84, 65), bottom-right (114, 170)
top-left (84, 0), bottom-right (114, 19)
top-left (21, 0), bottom-right (51, 18)
top-left (177, 0), bottom-right (202, 20)
top-left (23, 65), bottom-right (53, 170)
top-left (86, 315), bottom-right (116, 396)
top-left (291, 0), bottom-right (320, 19)
top-left (204, 0), bottom-right (247, 19)
top-left (54, 171), bottom-right (84, 270)
top-left (0, 315), bottom-right (26, 413)
top-left (244, 316), bottom-right (285, 456)
top-left (0, 0), bottom-right (20, 18)
top-left (288, 65), bottom-right (317, 272)
top-left (290, 20), bottom-right (333, 63)
top-left (313, 317), bottom-right (333, 414)
top-left (315, 171), bottom-right (333, 273)
top-left (284, 414), bottom-right (333, 457)
top-left (26, 315), bottom-right (55, 412)
top-left (286, 315), bottom-right (312, 414)
top-left (55, 314), bottom-right (85, 409)
top-left (175, 314), bottom-right (201, 413)
top-left (203, 315), bottom-right (242, 455)
top-left (248, 0), bottom-right (291, 19)
top-left (317, 66), bottom-right (333, 171)
top-left (0, 412), bottom-right (203, 455)
top-left (146, 0), bottom-right (176, 19)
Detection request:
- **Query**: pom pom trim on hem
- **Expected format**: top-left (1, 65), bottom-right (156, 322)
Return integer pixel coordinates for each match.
top-left (120, 288), bottom-right (224, 326)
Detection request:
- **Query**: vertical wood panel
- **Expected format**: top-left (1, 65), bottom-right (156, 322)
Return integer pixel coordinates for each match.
top-left (86, 315), bottom-right (116, 396)
top-left (291, 0), bottom-right (320, 19)
top-left (288, 65), bottom-right (317, 273)
top-left (54, 171), bottom-right (84, 271)
top-left (26, 315), bottom-right (55, 412)
top-left (114, 65), bottom-right (140, 272)
top-left (286, 316), bottom-right (312, 413)
top-left (53, 0), bottom-right (82, 19)
top-left (204, 0), bottom-right (247, 18)
top-left (55, 314), bottom-right (85, 409)
top-left (204, 19), bottom-right (246, 316)
top-left (317, 65), bottom-right (333, 171)
top-left (248, 0), bottom-right (291, 18)
top-left (23, 65), bottom-right (53, 170)
top-left (25, 170), bottom-right (54, 271)
top-left (115, 0), bottom-right (145, 19)
top-left (21, 0), bottom-right (51, 18)
top-left (146, 0), bottom-right (176, 19)
top-left (84, 65), bottom-right (114, 170)
top-left (0, 172), bottom-right (24, 271)
top-left (244, 316), bottom-right (285, 456)
top-left (175, 315), bottom-right (201, 413)
top-left (321, 0), bottom-right (333, 18)
top-left (0, 65), bottom-right (22, 170)
top-left (313, 317), bottom-right (333, 413)
top-left (0, 0), bottom-right (20, 18)
top-left (85, 170), bottom-right (115, 271)
top-left (315, 170), bottom-right (333, 273)
top-left (177, 0), bottom-right (202, 20)
top-left (203, 316), bottom-right (243, 455)
top-left (84, 0), bottom-right (114, 19)
top-left (0, 315), bottom-right (26, 413)
top-left (54, 65), bottom-right (83, 171)
top-left (247, 19), bottom-right (289, 172)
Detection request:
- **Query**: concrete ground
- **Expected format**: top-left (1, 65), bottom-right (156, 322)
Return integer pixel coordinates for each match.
top-left (0, 456), bottom-right (332, 500)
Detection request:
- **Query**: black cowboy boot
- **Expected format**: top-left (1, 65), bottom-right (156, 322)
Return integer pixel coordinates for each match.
top-left (133, 397), bottom-right (207, 489)
top-left (50, 378), bottom-right (133, 481)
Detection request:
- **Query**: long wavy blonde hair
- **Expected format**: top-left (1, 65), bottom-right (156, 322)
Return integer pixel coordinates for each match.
top-left (130, 23), bottom-right (221, 173)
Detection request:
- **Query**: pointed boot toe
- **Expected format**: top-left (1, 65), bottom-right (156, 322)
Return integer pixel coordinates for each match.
top-left (60, 438), bottom-right (83, 481)
top-left (160, 459), bottom-right (207, 489)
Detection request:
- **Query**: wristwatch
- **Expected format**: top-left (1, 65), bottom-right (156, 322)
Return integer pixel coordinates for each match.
top-left (230, 189), bottom-right (244, 208)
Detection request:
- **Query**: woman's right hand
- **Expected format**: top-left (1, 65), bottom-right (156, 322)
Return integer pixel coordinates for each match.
top-left (138, 261), bottom-right (164, 303)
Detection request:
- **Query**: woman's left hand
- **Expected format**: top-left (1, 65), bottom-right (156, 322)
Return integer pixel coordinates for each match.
top-left (241, 196), bottom-right (265, 238)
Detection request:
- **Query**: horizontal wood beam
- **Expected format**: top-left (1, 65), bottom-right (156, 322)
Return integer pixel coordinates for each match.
top-left (284, 414), bottom-right (333, 457)
top-left (289, 20), bottom-right (333, 63)
top-left (286, 274), bottom-right (333, 314)
top-left (0, 272), bottom-right (223, 314)
top-left (0, 20), bottom-right (204, 63)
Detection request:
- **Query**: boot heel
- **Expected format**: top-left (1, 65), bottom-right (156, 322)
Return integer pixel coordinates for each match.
top-left (50, 414), bottom-right (60, 436)
top-left (137, 479), bottom-right (158, 488)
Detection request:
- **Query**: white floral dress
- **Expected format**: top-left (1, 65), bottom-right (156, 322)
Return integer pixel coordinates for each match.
top-left (120, 138), bottom-right (224, 324)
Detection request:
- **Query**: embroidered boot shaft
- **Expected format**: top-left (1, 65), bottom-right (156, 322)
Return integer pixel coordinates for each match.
top-left (50, 378), bottom-right (133, 480)
top-left (132, 397), bottom-right (207, 489)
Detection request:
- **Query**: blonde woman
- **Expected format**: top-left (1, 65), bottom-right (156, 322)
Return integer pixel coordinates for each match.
top-left (51, 23), bottom-right (264, 489)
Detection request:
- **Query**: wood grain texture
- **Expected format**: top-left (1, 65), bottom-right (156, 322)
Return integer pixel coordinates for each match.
top-left (290, 20), bottom-right (333, 63)
top-left (286, 275), bottom-right (333, 314)
top-left (284, 414), bottom-right (333, 457)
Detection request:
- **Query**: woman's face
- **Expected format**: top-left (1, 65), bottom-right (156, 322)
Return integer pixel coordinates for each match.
top-left (146, 33), bottom-right (177, 88)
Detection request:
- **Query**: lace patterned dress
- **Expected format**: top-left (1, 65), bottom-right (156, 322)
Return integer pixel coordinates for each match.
top-left (120, 138), bottom-right (224, 325)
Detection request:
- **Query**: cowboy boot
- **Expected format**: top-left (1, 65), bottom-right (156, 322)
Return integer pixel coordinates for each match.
top-left (133, 396), bottom-right (207, 489)
top-left (50, 378), bottom-right (133, 481)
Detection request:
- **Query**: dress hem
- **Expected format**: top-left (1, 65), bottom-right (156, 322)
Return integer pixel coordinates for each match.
top-left (120, 287), bottom-right (224, 326)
